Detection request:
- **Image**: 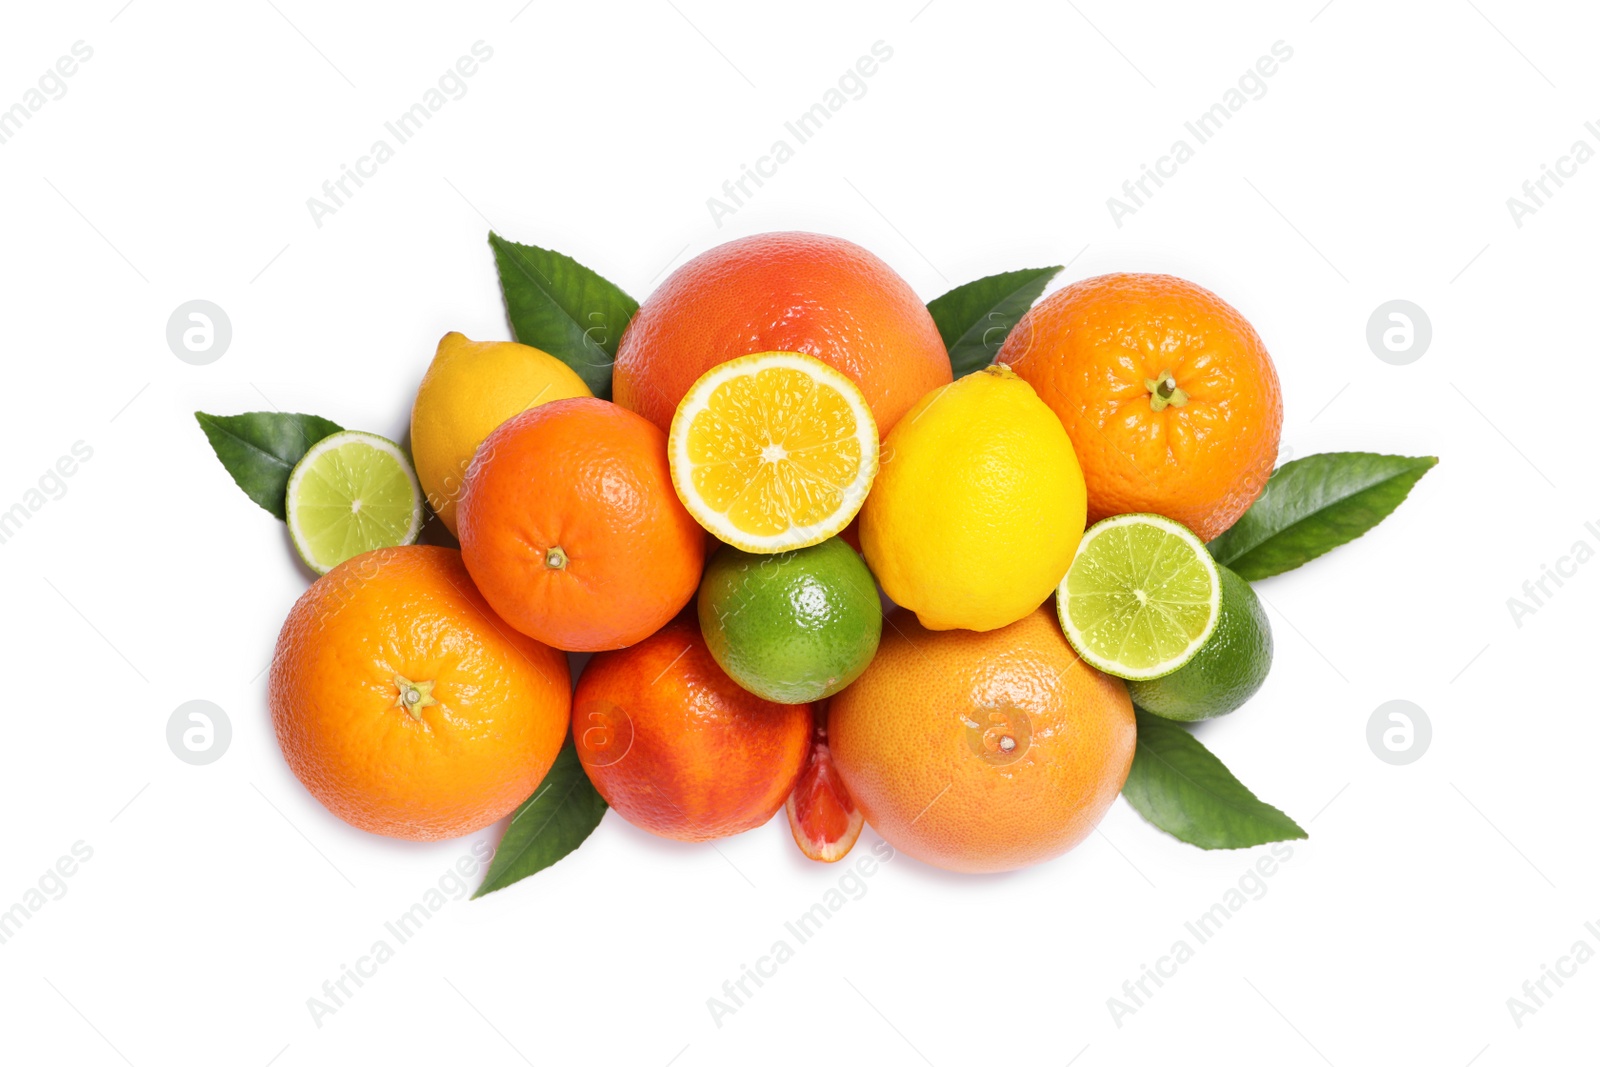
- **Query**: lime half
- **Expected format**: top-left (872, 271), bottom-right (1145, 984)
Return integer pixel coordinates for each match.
top-left (1056, 513), bottom-right (1221, 681)
top-left (286, 431), bottom-right (424, 574)
top-left (1127, 564), bottom-right (1272, 721)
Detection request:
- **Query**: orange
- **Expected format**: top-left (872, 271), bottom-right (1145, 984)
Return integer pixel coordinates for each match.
top-left (996, 273), bottom-right (1282, 541)
top-left (612, 232), bottom-right (951, 439)
top-left (574, 613), bottom-right (811, 842)
top-left (828, 607), bottom-right (1135, 874)
top-left (457, 397), bottom-right (704, 652)
top-left (786, 708), bottom-right (864, 863)
top-left (269, 545), bottom-right (571, 841)
top-left (668, 351), bottom-right (878, 552)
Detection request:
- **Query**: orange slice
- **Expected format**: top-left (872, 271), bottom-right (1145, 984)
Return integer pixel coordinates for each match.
top-left (667, 352), bottom-right (878, 553)
top-left (786, 715), bottom-right (864, 863)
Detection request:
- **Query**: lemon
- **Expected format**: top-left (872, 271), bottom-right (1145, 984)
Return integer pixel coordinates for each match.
top-left (860, 363), bottom-right (1086, 632)
top-left (410, 332), bottom-right (590, 536)
top-left (668, 352), bottom-right (878, 553)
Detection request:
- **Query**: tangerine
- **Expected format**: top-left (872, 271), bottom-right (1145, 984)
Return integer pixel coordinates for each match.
top-left (997, 273), bottom-right (1282, 541)
top-left (269, 545), bottom-right (571, 841)
top-left (458, 397), bottom-right (704, 652)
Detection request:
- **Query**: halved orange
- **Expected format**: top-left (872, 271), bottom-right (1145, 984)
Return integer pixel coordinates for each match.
top-left (667, 352), bottom-right (878, 553)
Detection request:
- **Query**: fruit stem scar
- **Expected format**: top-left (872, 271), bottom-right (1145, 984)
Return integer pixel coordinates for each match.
top-left (393, 674), bottom-right (439, 721)
top-left (545, 545), bottom-right (569, 570)
top-left (1144, 369), bottom-right (1188, 412)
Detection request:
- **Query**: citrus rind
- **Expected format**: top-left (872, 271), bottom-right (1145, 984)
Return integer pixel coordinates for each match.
top-left (1056, 512), bottom-right (1221, 681)
top-left (285, 430), bottom-right (425, 575)
top-left (668, 352), bottom-right (878, 553)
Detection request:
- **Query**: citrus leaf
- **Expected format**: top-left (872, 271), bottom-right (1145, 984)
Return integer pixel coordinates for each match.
top-left (489, 233), bottom-right (638, 400)
top-left (1207, 452), bottom-right (1438, 581)
top-left (1122, 710), bottom-right (1305, 849)
top-left (473, 735), bottom-right (607, 898)
top-left (926, 266), bottom-right (1062, 377)
top-left (194, 411), bottom-right (343, 521)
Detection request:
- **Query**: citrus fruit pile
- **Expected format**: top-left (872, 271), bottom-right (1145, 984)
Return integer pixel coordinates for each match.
top-left (198, 230), bottom-right (1435, 887)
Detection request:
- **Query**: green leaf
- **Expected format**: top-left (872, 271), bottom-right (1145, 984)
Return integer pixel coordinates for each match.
top-left (489, 233), bottom-right (639, 400)
top-left (474, 735), bottom-right (607, 898)
top-left (926, 266), bottom-right (1062, 377)
top-left (1207, 452), bottom-right (1438, 581)
top-left (194, 411), bottom-right (343, 521)
top-left (1122, 710), bottom-right (1305, 849)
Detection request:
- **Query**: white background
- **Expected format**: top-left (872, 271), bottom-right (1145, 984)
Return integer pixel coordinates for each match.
top-left (1, 1), bottom-right (1594, 1064)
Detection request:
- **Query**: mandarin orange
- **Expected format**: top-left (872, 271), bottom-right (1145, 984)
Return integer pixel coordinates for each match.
top-left (996, 273), bottom-right (1282, 541)
top-left (457, 397), bottom-right (704, 652)
top-left (269, 545), bottom-right (571, 841)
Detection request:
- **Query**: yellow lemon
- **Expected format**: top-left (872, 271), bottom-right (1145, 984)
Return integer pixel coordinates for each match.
top-left (410, 332), bottom-right (590, 535)
top-left (668, 352), bottom-right (878, 553)
top-left (860, 364), bottom-right (1087, 632)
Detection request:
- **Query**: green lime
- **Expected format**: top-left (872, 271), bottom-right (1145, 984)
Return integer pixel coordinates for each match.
top-left (286, 431), bottom-right (424, 575)
top-left (1056, 513), bottom-right (1220, 681)
top-left (698, 537), bottom-right (882, 703)
top-left (1127, 564), bottom-right (1272, 721)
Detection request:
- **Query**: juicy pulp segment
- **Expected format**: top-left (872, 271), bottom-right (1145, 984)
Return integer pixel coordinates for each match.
top-left (671, 353), bottom-right (877, 551)
top-left (688, 366), bottom-right (862, 535)
top-left (1060, 514), bottom-right (1219, 678)
top-left (288, 433), bottom-right (423, 573)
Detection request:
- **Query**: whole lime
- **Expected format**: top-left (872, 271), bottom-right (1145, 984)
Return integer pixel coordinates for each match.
top-left (698, 537), bottom-right (882, 704)
top-left (1127, 564), bottom-right (1272, 721)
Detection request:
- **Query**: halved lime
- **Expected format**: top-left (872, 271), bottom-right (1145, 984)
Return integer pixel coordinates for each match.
top-left (286, 431), bottom-right (424, 574)
top-left (1127, 564), bottom-right (1272, 720)
top-left (1056, 513), bottom-right (1221, 681)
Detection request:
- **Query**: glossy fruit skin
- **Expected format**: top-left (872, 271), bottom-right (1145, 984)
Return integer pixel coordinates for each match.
top-left (860, 365), bottom-right (1087, 632)
top-left (410, 332), bottom-right (591, 536)
top-left (612, 232), bottom-right (951, 439)
top-left (574, 614), bottom-right (812, 842)
top-left (458, 397), bottom-right (705, 652)
top-left (1128, 564), bottom-right (1272, 721)
top-left (786, 711), bottom-right (864, 862)
top-left (829, 607), bottom-right (1135, 874)
top-left (698, 538), bottom-right (882, 703)
top-left (997, 273), bottom-right (1282, 542)
top-left (269, 545), bottom-right (571, 841)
